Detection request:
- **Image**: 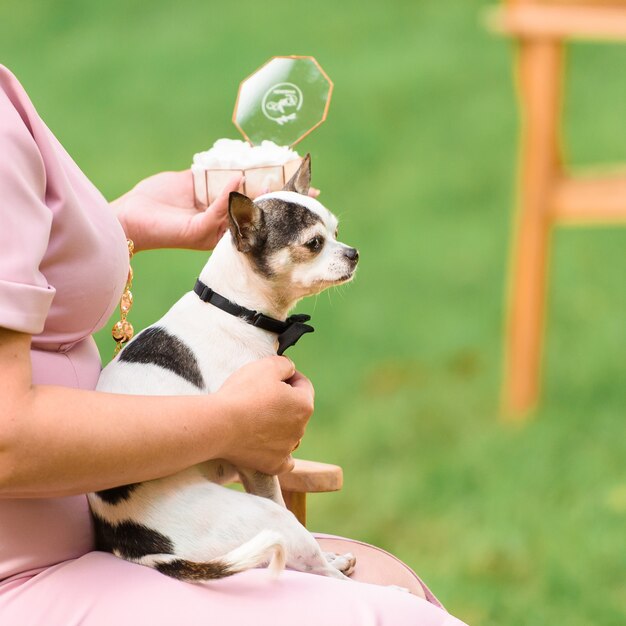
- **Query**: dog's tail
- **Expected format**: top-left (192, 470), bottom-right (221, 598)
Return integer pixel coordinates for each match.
top-left (136, 530), bottom-right (286, 582)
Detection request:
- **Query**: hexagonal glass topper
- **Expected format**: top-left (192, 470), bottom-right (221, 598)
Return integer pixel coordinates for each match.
top-left (233, 56), bottom-right (333, 147)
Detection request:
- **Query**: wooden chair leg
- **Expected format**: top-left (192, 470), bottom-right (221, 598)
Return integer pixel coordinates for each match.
top-left (282, 490), bottom-right (307, 526)
top-left (502, 39), bottom-right (563, 419)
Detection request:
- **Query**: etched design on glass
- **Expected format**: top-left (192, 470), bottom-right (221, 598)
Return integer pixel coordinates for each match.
top-left (233, 56), bottom-right (333, 147)
top-left (262, 82), bottom-right (304, 125)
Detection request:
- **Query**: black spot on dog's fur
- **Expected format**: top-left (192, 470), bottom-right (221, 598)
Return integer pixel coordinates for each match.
top-left (96, 483), bottom-right (138, 505)
top-left (246, 198), bottom-right (322, 278)
top-left (94, 514), bottom-right (236, 581)
top-left (119, 326), bottom-right (205, 390)
top-left (155, 558), bottom-right (234, 581)
top-left (257, 199), bottom-right (322, 249)
top-left (93, 514), bottom-right (175, 559)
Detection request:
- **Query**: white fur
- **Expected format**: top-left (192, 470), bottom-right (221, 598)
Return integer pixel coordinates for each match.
top-left (91, 192), bottom-right (358, 582)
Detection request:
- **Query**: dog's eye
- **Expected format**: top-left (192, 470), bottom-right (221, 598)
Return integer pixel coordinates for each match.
top-left (305, 236), bottom-right (324, 252)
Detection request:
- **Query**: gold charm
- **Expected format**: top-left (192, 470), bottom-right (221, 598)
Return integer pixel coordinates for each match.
top-left (112, 239), bottom-right (135, 355)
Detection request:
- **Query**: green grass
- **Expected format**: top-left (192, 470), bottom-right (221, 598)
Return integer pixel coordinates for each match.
top-left (2, 1), bottom-right (625, 624)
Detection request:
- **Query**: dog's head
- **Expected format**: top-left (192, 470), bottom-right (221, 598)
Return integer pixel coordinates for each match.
top-left (227, 155), bottom-right (359, 304)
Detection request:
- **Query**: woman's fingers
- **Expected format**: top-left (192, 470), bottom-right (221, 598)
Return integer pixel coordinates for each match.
top-left (269, 355), bottom-right (296, 381)
top-left (287, 370), bottom-right (313, 391)
top-left (215, 356), bottom-right (314, 474)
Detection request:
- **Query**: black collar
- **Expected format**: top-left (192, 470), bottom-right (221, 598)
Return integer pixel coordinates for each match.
top-left (193, 279), bottom-right (314, 356)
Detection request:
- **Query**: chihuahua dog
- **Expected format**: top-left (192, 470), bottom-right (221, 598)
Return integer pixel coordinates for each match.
top-left (89, 156), bottom-right (360, 582)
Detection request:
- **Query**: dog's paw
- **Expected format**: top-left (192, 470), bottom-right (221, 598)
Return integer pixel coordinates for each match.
top-left (324, 551), bottom-right (356, 576)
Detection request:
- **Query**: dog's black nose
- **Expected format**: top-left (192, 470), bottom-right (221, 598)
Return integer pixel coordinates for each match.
top-left (344, 247), bottom-right (359, 263)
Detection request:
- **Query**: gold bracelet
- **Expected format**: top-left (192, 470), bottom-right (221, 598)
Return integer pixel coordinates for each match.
top-left (111, 239), bottom-right (135, 355)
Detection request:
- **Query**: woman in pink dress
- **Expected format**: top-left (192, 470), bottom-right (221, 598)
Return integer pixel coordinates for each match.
top-left (0, 65), bottom-right (465, 625)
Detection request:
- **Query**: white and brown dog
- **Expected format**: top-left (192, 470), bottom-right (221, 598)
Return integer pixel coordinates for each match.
top-left (89, 156), bottom-right (360, 582)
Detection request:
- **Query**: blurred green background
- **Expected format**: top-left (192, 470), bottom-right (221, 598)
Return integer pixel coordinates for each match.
top-left (1, 1), bottom-right (624, 624)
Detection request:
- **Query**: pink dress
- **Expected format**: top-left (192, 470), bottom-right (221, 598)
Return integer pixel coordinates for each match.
top-left (0, 65), bottom-right (466, 625)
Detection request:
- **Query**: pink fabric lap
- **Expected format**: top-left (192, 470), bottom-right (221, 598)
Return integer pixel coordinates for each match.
top-left (315, 533), bottom-right (444, 607)
top-left (0, 552), bottom-right (465, 626)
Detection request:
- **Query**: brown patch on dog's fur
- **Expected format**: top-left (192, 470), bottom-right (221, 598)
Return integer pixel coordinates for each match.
top-left (155, 558), bottom-right (234, 581)
top-left (289, 246), bottom-right (318, 264)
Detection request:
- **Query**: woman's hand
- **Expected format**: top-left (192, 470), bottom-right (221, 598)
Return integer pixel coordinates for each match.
top-left (215, 356), bottom-right (315, 475)
top-left (111, 170), bottom-right (242, 252)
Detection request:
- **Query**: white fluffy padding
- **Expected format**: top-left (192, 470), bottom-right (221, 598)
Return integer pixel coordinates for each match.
top-left (191, 139), bottom-right (299, 172)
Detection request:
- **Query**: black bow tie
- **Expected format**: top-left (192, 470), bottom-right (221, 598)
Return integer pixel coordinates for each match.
top-left (193, 279), bottom-right (314, 355)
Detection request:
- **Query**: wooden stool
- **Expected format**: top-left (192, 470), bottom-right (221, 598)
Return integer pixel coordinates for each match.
top-left (487, 0), bottom-right (626, 418)
top-left (233, 458), bottom-right (343, 526)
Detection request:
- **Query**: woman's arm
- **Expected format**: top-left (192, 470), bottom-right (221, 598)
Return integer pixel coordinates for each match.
top-left (0, 328), bottom-right (313, 498)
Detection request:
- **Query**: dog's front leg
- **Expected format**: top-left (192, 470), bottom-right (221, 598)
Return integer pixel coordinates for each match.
top-left (238, 469), bottom-right (286, 507)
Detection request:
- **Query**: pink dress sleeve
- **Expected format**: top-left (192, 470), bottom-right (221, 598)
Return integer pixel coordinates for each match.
top-left (0, 77), bottom-right (56, 334)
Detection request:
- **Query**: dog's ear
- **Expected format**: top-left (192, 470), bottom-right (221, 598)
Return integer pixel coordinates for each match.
top-left (283, 153), bottom-right (311, 195)
top-left (228, 192), bottom-right (262, 252)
